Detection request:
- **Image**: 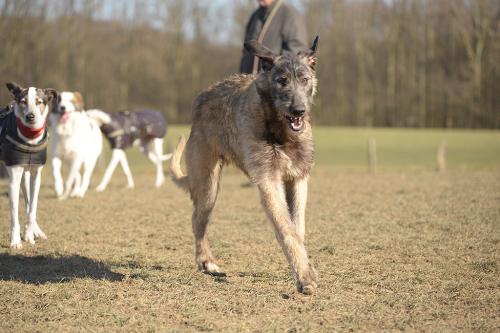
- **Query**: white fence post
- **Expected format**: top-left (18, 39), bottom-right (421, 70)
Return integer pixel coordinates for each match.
top-left (436, 140), bottom-right (446, 173)
top-left (368, 138), bottom-right (377, 173)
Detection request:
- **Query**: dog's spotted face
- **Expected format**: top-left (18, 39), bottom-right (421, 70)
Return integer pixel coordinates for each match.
top-left (245, 36), bottom-right (319, 134)
top-left (56, 91), bottom-right (85, 122)
top-left (7, 82), bottom-right (58, 129)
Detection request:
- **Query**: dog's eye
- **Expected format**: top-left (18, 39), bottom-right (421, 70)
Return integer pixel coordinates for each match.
top-left (36, 100), bottom-right (43, 105)
top-left (277, 76), bottom-right (288, 86)
top-left (19, 98), bottom-right (26, 105)
top-left (301, 77), bottom-right (310, 84)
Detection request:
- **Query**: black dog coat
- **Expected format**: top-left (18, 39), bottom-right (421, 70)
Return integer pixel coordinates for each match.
top-left (100, 110), bottom-right (167, 149)
top-left (0, 106), bottom-right (48, 166)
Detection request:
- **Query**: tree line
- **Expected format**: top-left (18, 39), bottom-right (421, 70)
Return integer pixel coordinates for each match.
top-left (0, 0), bottom-right (499, 128)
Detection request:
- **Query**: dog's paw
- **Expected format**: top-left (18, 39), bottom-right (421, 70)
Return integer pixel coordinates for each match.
top-left (33, 224), bottom-right (47, 240)
top-left (25, 223), bottom-right (46, 244)
top-left (204, 262), bottom-right (220, 274)
top-left (54, 185), bottom-right (64, 198)
top-left (10, 240), bottom-right (22, 249)
top-left (298, 283), bottom-right (316, 295)
top-left (297, 277), bottom-right (317, 295)
top-left (69, 190), bottom-right (83, 198)
top-left (155, 179), bottom-right (165, 188)
top-left (10, 228), bottom-right (23, 248)
top-left (297, 263), bottom-right (318, 295)
top-left (24, 226), bottom-right (36, 245)
top-left (95, 184), bottom-right (106, 192)
top-left (197, 260), bottom-right (220, 274)
top-left (126, 183), bottom-right (135, 189)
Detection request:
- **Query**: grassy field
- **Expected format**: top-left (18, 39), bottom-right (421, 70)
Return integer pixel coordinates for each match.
top-left (0, 127), bottom-right (499, 332)
top-left (163, 126), bottom-right (500, 170)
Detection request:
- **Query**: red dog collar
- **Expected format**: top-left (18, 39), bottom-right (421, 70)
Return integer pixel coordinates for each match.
top-left (16, 117), bottom-right (46, 139)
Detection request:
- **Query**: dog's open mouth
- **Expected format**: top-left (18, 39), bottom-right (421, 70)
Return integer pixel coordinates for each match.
top-left (60, 112), bottom-right (69, 123)
top-left (286, 116), bottom-right (305, 132)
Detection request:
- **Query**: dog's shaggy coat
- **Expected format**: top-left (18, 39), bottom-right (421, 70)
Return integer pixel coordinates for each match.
top-left (170, 37), bottom-right (319, 294)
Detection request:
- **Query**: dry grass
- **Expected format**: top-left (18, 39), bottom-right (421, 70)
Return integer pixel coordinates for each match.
top-left (0, 167), bottom-right (498, 332)
top-left (0, 127), bottom-right (499, 332)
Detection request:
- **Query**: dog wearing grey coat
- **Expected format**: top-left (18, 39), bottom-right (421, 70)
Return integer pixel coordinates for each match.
top-left (86, 109), bottom-right (171, 190)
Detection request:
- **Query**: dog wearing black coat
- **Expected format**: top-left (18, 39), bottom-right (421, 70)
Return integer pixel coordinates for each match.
top-left (86, 109), bottom-right (171, 190)
top-left (0, 82), bottom-right (58, 248)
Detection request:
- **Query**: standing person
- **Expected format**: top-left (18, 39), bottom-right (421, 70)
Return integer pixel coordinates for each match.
top-left (240, 0), bottom-right (308, 74)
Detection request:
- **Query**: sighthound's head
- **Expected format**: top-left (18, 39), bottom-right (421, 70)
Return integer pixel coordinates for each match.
top-left (6, 82), bottom-right (58, 129)
top-left (244, 36), bottom-right (319, 134)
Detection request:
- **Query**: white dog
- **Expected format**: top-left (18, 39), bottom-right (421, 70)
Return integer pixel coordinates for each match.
top-left (49, 91), bottom-right (102, 199)
top-left (0, 82), bottom-right (58, 248)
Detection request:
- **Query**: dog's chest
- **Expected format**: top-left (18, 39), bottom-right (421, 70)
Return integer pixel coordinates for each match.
top-left (261, 122), bottom-right (314, 180)
top-left (0, 112), bottom-right (48, 166)
top-left (273, 141), bottom-right (313, 180)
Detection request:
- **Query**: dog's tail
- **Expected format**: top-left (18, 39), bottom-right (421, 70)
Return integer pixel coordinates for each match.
top-left (169, 136), bottom-right (189, 192)
top-left (85, 109), bottom-right (112, 126)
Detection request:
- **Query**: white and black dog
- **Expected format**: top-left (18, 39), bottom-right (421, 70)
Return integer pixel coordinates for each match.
top-left (49, 91), bottom-right (103, 199)
top-left (86, 109), bottom-right (171, 190)
top-left (0, 82), bottom-right (58, 248)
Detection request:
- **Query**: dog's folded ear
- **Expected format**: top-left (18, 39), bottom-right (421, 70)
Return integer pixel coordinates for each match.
top-left (44, 88), bottom-right (60, 110)
top-left (299, 36), bottom-right (319, 70)
top-left (73, 91), bottom-right (84, 111)
top-left (6, 82), bottom-right (23, 97)
top-left (244, 40), bottom-right (277, 71)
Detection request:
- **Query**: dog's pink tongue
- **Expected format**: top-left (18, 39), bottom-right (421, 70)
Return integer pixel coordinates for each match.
top-left (61, 113), bottom-right (69, 123)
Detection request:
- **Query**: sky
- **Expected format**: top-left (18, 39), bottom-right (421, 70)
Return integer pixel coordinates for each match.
top-left (96, 0), bottom-right (304, 44)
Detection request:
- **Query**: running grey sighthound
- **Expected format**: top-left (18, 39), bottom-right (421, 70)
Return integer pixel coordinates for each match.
top-left (170, 37), bottom-right (319, 294)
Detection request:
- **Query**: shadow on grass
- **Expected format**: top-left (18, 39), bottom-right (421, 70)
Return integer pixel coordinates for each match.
top-left (203, 270), bottom-right (228, 283)
top-left (0, 253), bottom-right (124, 284)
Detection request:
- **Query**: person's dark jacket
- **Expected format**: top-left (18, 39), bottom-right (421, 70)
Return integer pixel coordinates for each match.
top-left (240, 1), bottom-right (308, 74)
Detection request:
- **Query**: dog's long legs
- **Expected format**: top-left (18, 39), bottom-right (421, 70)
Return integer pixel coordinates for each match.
top-left (96, 149), bottom-right (133, 191)
top-left (187, 142), bottom-right (223, 273)
top-left (24, 166), bottom-right (46, 244)
top-left (285, 177), bottom-right (308, 243)
top-left (96, 149), bottom-right (120, 191)
top-left (61, 158), bottom-right (82, 199)
top-left (7, 165), bottom-right (24, 248)
top-left (140, 143), bottom-right (157, 164)
top-left (72, 173), bottom-right (82, 197)
top-left (141, 140), bottom-right (172, 164)
top-left (152, 138), bottom-right (165, 187)
top-left (258, 176), bottom-right (317, 294)
top-left (21, 170), bottom-right (30, 217)
top-left (117, 150), bottom-right (134, 188)
top-left (78, 156), bottom-right (98, 197)
top-left (51, 156), bottom-right (64, 198)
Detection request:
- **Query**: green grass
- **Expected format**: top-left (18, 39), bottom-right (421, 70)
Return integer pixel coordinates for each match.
top-left (0, 126), bottom-right (499, 332)
top-left (312, 127), bottom-right (500, 169)
top-left (158, 126), bottom-right (500, 171)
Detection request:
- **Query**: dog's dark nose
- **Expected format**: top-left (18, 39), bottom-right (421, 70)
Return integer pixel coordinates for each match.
top-left (25, 113), bottom-right (35, 122)
top-left (291, 109), bottom-right (305, 117)
top-left (59, 106), bottom-right (66, 113)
